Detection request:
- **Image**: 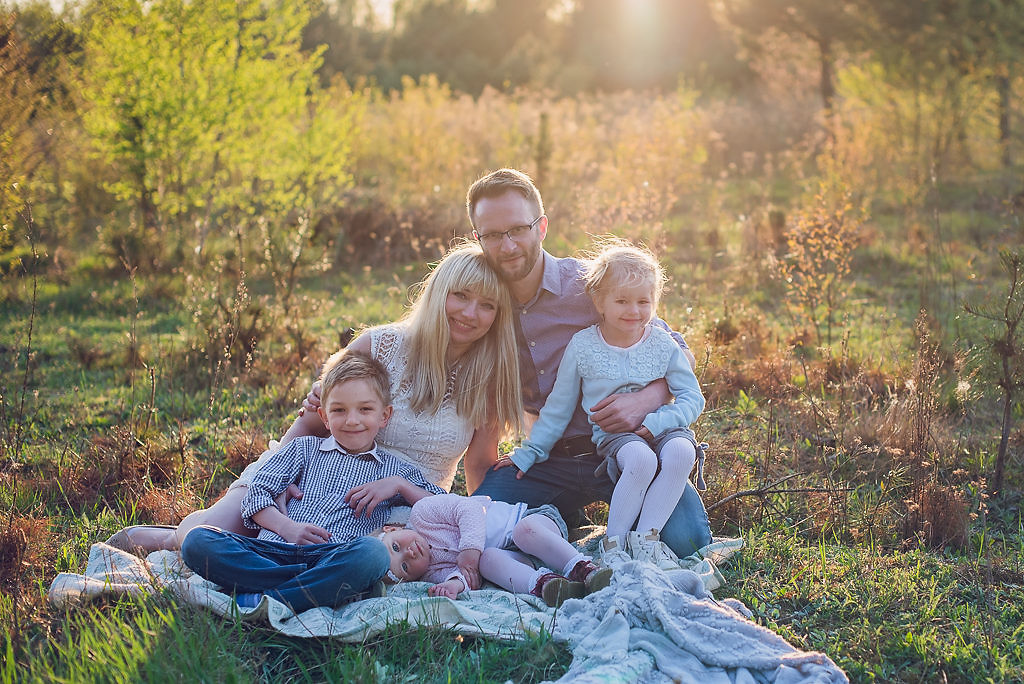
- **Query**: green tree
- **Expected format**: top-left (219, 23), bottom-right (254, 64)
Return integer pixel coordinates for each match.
top-left (80, 0), bottom-right (357, 269)
top-left (862, 0), bottom-right (1024, 168)
top-left (0, 2), bottom-right (81, 251)
top-left (389, 0), bottom-right (557, 93)
top-left (726, 0), bottom-right (863, 116)
top-left (0, 9), bottom-right (34, 247)
top-left (302, 0), bottom-right (389, 87)
top-left (965, 250), bottom-right (1024, 495)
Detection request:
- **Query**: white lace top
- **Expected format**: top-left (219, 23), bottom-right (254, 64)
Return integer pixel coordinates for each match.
top-left (370, 324), bottom-right (474, 491)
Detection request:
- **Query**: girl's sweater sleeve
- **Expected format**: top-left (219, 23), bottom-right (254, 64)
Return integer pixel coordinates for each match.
top-left (509, 337), bottom-right (584, 472)
top-left (641, 343), bottom-right (706, 437)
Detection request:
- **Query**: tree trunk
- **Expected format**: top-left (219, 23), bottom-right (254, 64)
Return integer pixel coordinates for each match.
top-left (997, 68), bottom-right (1012, 168)
top-left (819, 37), bottom-right (835, 143)
top-left (994, 359), bottom-right (1012, 495)
top-left (819, 37), bottom-right (835, 113)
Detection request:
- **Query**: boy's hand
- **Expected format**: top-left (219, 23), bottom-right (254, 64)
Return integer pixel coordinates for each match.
top-left (428, 579), bottom-right (464, 599)
top-left (273, 484), bottom-right (303, 514)
top-left (345, 476), bottom-right (402, 517)
top-left (282, 520), bottom-right (331, 545)
top-left (456, 548), bottom-right (482, 590)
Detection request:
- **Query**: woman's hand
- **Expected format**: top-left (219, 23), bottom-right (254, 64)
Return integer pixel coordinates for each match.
top-left (273, 484), bottom-right (303, 514)
top-left (456, 548), bottom-right (482, 590)
top-left (297, 380), bottom-right (323, 417)
top-left (345, 476), bottom-right (403, 517)
top-left (492, 455), bottom-right (525, 479)
top-left (428, 579), bottom-right (464, 599)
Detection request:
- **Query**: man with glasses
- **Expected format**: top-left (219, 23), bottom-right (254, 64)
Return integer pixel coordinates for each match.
top-left (465, 168), bottom-right (713, 560)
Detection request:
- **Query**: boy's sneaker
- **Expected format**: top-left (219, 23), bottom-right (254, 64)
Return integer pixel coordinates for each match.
top-left (567, 559), bottom-right (613, 594)
top-left (627, 529), bottom-right (682, 572)
top-left (532, 572), bottom-right (585, 608)
top-left (598, 536), bottom-right (632, 568)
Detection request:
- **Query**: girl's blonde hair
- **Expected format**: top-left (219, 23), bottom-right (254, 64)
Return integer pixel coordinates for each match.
top-left (385, 241), bottom-right (522, 437)
top-left (582, 238), bottom-right (666, 307)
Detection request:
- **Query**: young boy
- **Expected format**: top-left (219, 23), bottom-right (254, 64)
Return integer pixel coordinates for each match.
top-left (180, 352), bottom-right (444, 613)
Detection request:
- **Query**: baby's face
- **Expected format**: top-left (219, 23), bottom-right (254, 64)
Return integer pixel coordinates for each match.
top-left (381, 528), bottom-right (430, 582)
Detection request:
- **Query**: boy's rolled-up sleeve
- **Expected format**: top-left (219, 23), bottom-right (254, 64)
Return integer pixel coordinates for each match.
top-left (240, 443), bottom-right (307, 529)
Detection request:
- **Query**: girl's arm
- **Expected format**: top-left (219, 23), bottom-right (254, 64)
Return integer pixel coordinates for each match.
top-left (640, 344), bottom-right (706, 436)
top-left (509, 341), bottom-right (584, 472)
top-left (428, 578), bottom-right (467, 599)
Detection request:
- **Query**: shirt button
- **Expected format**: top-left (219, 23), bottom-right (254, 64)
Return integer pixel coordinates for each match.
top-left (539, 370), bottom-right (545, 375)
top-left (530, 341), bottom-right (536, 347)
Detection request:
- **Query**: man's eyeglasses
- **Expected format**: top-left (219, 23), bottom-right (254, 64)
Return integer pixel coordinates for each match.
top-left (473, 215), bottom-right (544, 247)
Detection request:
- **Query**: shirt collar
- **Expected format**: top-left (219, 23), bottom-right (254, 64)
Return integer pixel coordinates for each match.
top-left (535, 250), bottom-right (564, 301)
top-left (319, 435), bottom-right (381, 462)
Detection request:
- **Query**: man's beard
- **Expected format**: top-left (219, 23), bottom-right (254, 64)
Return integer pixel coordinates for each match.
top-left (490, 241), bottom-right (541, 283)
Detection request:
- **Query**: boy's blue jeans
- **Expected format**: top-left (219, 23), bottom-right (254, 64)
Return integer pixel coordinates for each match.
top-left (474, 450), bottom-right (712, 558)
top-left (181, 526), bottom-right (390, 613)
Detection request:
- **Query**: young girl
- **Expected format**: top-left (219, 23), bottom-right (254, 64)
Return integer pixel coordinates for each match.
top-left (508, 240), bottom-right (705, 570)
top-left (377, 493), bottom-right (612, 607)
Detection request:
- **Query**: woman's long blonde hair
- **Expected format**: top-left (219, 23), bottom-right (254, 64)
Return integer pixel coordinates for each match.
top-left (394, 241), bottom-right (522, 437)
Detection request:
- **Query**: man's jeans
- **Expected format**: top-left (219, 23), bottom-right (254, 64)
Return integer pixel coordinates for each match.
top-left (474, 452), bottom-right (712, 558)
top-left (181, 526), bottom-right (389, 613)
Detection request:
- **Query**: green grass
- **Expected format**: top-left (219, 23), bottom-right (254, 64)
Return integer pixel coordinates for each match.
top-left (2, 173), bottom-right (1023, 682)
top-left (720, 525), bottom-right (1024, 683)
top-left (16, 595), bottom-right (571, 683)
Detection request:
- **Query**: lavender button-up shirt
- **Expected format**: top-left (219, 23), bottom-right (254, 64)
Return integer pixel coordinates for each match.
top-left (514, 251), bottom-right (689, 441)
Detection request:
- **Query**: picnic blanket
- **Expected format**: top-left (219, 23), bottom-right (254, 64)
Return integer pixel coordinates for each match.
top-left (48, 535), bottom-right (848, 683)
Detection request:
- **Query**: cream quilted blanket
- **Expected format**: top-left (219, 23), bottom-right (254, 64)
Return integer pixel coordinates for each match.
top-left (48, 535), bottom-right (847, 683)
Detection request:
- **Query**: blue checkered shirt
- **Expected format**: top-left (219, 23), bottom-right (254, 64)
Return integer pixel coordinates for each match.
top-left (241, 435), bottom-right (445, 544)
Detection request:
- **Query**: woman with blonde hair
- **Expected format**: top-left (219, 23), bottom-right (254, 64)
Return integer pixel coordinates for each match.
top-left (108, 242), bottom-right (521, 554)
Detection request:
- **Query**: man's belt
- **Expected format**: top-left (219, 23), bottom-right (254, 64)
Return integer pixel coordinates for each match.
top-left (549, 435), bottom-right (597, 459)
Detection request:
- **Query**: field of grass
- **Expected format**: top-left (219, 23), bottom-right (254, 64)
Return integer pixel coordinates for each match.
top-left (3, 88), bottom-right (1024, 679)
top-left (3, 172), bottom-right (1022, 682)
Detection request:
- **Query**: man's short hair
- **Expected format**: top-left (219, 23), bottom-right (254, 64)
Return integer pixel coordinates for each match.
top-left (320, 350), bottom-right (392, 406)
top-left (466, 168), bottom-right (544, 228)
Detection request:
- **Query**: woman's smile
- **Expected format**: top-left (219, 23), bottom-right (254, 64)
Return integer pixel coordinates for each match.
top-left (445, 289), bottom-right (498, 354)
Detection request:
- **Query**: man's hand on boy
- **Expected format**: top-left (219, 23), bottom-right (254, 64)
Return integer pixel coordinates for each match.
top-left (456, 548), bottom-right (482, 589)
top-left (282, 520), bottom-right (331, 545)
top-left (345, 476), bottom-right (403, 517)
top-left (429, 579), bottom-right (464, 599)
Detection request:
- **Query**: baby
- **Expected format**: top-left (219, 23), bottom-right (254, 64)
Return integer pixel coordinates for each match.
top-left (377, 493), bottom-right (612, 607)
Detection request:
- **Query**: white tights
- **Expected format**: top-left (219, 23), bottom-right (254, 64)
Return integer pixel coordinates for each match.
top-left (606, 437), bottom-right (696, 542)
top-left (479, 513), bottom-right (583, 592)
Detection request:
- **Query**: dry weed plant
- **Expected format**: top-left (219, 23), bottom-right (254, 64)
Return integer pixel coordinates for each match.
top-left (776, 179), bottom-right (865, 347)
top-left (222, 426), bottom-right (269, 472)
